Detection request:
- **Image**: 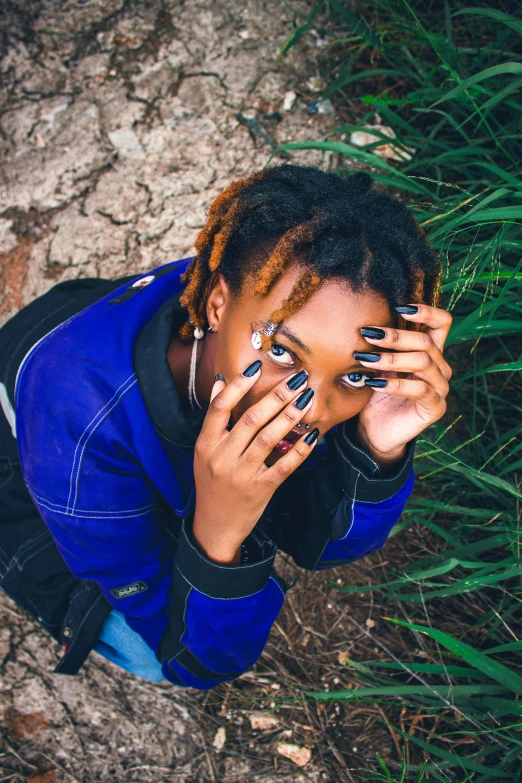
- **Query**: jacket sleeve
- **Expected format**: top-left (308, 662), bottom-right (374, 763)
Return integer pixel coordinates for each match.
top-left (265, 414), bottom-right (416, 571)
top-left (29, 493), bottom-right (285, 689)
top-left (317, 430), bottom-right (414, 568)
top-left (158, 513), bottom-right (285, 689)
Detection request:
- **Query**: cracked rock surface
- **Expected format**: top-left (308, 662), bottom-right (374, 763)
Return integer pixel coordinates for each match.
top-left (0, 0), bottom-right (337, 324)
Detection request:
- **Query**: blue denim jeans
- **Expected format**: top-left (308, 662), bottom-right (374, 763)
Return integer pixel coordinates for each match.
top-left (94, 610), bottom-right (166, 683)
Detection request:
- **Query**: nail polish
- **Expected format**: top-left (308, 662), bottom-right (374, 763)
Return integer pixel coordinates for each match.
top-left (364, 378), bottom-right (388, 388)
top-left (286, 370), bottom-right (308, 390)
top-left (395, 305), bottom-right (418, 314)
top-left (354, 351), bottom-right (381, 363)
top-left (295, 388), bottom-right (314, 410)
top-left (360, 327), bottom-right (386, 340)
top-left (304, 427), bottom-right (320, 446)
top-left (214, 372), bottom-right (225, 382)
top-left (243, 360), bottom-right (262, 377)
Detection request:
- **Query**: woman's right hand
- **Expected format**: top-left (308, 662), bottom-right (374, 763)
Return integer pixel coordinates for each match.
top-left (192, 361), bottom-right (318, 565)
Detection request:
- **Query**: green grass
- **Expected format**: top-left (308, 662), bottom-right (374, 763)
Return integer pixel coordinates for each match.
top-left (278, 1), bottom-right (522, 779)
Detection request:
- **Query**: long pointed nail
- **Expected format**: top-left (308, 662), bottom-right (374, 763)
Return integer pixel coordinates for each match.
top-left (304, 427), bottom-right (320, 445)
top-left (295, 388), bottom-right (314, 410)
top-left (243, 360), bottom-right (262, 377)
top-left (354, 351), bottom-right (381, 363)
top-left (287, 370), bottom-right (308, 390)
top-left (364, 378), bottom-right (388, 388)
top-left (395, 305), bottom-right (418, 314)
top-left (360, 327), bottom-right (386, 340)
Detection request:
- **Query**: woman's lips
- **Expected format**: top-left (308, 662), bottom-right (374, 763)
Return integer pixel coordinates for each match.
top-left (273, 429), bottom-right (302, 455)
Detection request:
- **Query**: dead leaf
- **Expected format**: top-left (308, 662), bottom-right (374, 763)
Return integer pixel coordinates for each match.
top-left (28, 771), bottom-right (56, 783)
top-left (35, 134), bottom-right (47, 149)
top-left (350, 125), bottom-right (415, 161)
top-left (4, 709), bottom-right (49, 740)
top-left (276, 742), bottom-right (312, 767)
top-left (249, 712), bottom-right (279, 731)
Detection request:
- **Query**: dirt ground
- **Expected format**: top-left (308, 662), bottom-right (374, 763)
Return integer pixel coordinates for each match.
top-left (0, 2), bottom-right (429, 781)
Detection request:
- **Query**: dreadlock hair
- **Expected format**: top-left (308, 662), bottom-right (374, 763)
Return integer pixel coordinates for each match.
top-left (178, 165), bottom-right (442, 347)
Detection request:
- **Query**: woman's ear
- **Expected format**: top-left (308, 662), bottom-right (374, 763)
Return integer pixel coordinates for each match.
top-left (205, 274), bottom-right (230, 333)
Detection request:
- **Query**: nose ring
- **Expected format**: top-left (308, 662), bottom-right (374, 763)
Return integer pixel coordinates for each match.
top-left (297, 422), bottom-right (311, 430)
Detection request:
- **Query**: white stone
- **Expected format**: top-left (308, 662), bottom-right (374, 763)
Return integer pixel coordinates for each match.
top-left (212, 726), bottom-right (226, 750)
top-left (108, 128), bottom-right (145, 158)
top-left (283, 90), bottom-right (297, 111)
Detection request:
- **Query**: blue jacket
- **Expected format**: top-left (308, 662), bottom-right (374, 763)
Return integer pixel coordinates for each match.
top-left (14, 258), bottom-right (415, 689)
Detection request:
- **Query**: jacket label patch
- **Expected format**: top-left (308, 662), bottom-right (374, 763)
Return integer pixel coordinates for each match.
top-left (110, 581), bottom-right (148, 599)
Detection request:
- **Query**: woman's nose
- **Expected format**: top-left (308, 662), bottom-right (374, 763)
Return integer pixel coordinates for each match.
top-left (296, 378), bottom-right (329, 428)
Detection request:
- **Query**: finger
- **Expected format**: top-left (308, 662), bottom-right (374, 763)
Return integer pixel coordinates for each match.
top-left (356, 350), bottom-right (450, 396)
top-left (241, 390), bottom-right (315, 468)
top-left (360, 326), bottom-right (452, 380)
top-left (364, 376), bottom-right (447, 421)
top-left (224, 371), bottom-right (310, 457)
top-left (394, 303), bottom-right (453, 353)
top-left (200, 360), bottom-right (263, 443)
top-left (260, 428), bottom-right (321, 488)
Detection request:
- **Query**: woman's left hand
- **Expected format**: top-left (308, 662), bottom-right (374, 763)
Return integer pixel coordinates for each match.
top-left (355, 304), bottom-right (453, 466)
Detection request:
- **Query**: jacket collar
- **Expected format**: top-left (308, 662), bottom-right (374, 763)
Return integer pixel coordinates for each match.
top-left (133, 271), bottom-right (206, 451)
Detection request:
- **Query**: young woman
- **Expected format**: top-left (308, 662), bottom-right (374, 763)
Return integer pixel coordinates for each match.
top-left (0, 165), bottom-right (452, 688)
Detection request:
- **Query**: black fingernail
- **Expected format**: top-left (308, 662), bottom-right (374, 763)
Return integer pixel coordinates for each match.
top-left (214, 372), bottom-right (225, 383)
top-left (243, 360), bottom-right (262, 377)
top-left (286, 370), bottom-right (308, 390)
top-left (360, 327), bottom-right (386, 340)
top-left (364, 378), bottom-right (388, 388)
top-left (304, 427), bottom-right (320, 446)
top-left (395, 305), bottom-right (418, 314)
top-left (295, 388), bottom-right (314, 410)
top-left (354, 351), bottom-right (381, 363)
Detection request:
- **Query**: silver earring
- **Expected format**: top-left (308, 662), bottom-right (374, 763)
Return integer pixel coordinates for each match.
top-left (207, 325), bottom-right (214, 332)
top-left (251, 330), bottom-right (262, 350)
top-left (188, 316), bottom-right (205, 341)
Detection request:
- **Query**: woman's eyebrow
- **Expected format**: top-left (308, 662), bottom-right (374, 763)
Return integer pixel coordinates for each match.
top-left (276, 325), bottom-right (311, 355)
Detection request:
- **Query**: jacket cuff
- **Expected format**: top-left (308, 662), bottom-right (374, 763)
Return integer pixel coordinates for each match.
top-left (331, 416), bottom-right (416, 503)
top-left (176, 510), bottom-right (277, 599)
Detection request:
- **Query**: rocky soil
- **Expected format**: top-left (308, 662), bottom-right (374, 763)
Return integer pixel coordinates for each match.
top-left (0, 0), bottom-right (339, 325)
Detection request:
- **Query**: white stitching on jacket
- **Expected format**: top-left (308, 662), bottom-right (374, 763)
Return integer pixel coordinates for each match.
top-left (339, 423), bottom-right (380, 474)
top-left (0, 382), bottom-right (16, 439)
top-left (333, 438), bottom-right (409, 484)
top-left (0, 472), bottom-right (14, 494)
top-left (14, 316), bottom-right (80, 409)
top-left (29, 493), bottom-right (156, 519)
top-left (13, 538), bottom-right (55, 570)
top-left (67, 374), bottom-right (137, 513)
top-left (29, 487), bottom-right (155, 517)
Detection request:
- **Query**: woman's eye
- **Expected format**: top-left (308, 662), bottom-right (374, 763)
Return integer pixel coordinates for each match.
top-left (267, 343), bottom-right (295, 366)
top-left (343, 372), bottom-right (374, 388)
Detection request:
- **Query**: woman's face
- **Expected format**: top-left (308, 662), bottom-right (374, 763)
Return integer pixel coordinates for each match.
top-left (206, 263), bottom-right (394, 462)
